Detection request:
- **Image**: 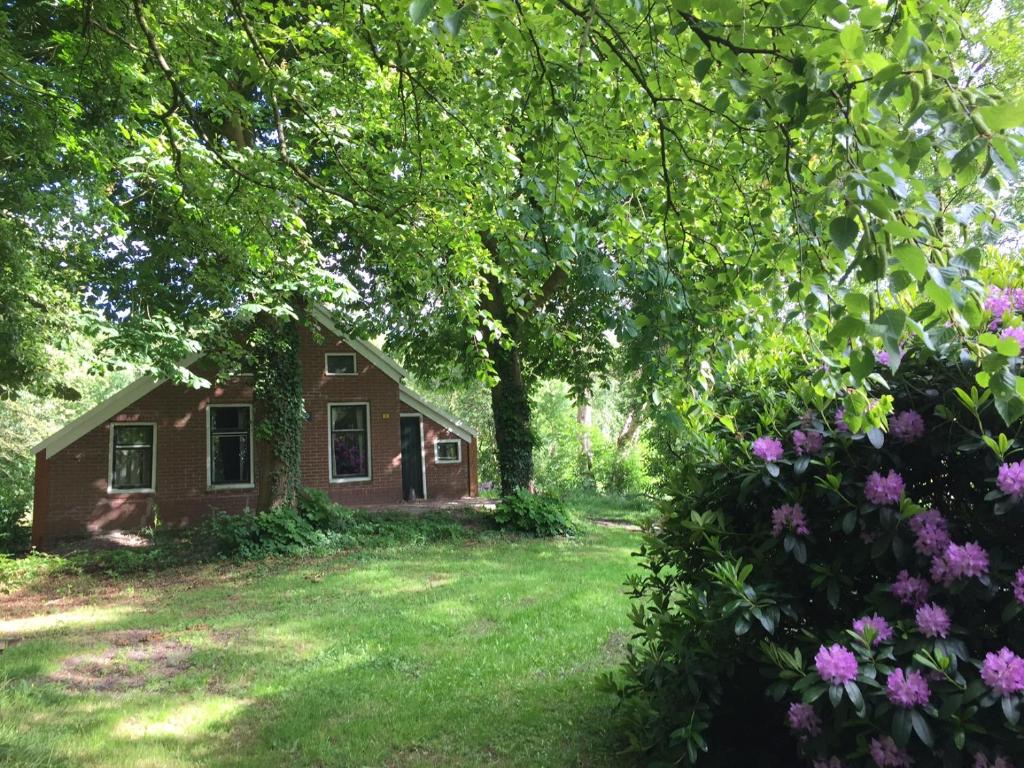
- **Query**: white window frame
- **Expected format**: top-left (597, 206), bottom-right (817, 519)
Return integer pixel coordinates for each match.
top-left (328, 402), bottom-right (372, 483)
top-left (434, 439), bottom-right (462, 464)
top-left (400, 412), bottom-right (428, 500)
top-left (107, 422), bottom-right (157, 494)
top-left (206, 404), bottom-right (255, 490)
top-left (324, 352), bottom-right (358, 376)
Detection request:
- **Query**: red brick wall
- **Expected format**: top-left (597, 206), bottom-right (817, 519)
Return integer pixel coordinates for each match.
top-left (418, 415), bottom-right (473, 500)
top-left (34, 323), bottom-right (473, 543)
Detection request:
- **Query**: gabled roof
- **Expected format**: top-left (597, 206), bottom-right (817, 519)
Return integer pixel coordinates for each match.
top-left (398, 385), bottom-right (476, 443)
top-left (32, 308), bottom-right (475, 459)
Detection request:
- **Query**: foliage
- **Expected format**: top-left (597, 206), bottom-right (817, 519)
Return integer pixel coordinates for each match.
top-left (494, 489), bottom-right (574, 536)
top-left (607, 304), bottom-right (1024, 764)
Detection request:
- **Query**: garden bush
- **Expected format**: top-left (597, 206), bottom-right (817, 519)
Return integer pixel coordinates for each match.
top-left (607, 292), bottom-right (1024, 766)
top-left (494, 489), bottom-right (574, 536)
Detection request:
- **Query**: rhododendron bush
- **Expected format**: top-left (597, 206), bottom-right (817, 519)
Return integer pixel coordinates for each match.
top-left (607, 295), bottom-right (1024, 765)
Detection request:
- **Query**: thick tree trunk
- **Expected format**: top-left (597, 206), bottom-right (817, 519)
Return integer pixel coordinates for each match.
top-left (252, 310), bottom-right (304, 511)
top-left (489, 342), bottom-right (535, 496)
top-left (617, 409), bottom-right (640, 449)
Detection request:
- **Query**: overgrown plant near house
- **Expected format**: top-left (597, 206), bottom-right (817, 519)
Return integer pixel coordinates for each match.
top-left (606, 287), bottom-right (1024, 765)
top-left (493, 490), bottom-right (574, 536)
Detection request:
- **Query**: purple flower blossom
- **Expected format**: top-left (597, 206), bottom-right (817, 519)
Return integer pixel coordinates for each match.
top-left (752, 436), bottom-right (784, 463)
top-left (889, 410), bottom-right (925, 443)
top-left (834, 408), bottom-right (849, 433)
top-left (771, 503), bottom-right (809, 537)
top-left (865, 470), bottom-right (904, 505)
top-left (814, 644), bottom-right (858, 685)
top-left (915, 603), bottom-right (951, 639)
top-left (1015, 568), bottom-right (1024, 606)
top-left (886, 668), bottom-right (930, 708)
top-left (786, 701), bottom-right (821, 736)
top-left (974, 752), bottom-right (1015, 768)
top-left (981, 648), bottom-right (1024, 696)
top-left (892, 570), bottom-right (930, 606)
top-left (986, 287), bottom-right (1015, 324)
top-left (998, 462), bottom-right (1024, 500)
top-left (853, 614), bottom-right (892, 646)
top-left (946, 542), bottom-right (990, 579)
top-left (1002, 326), bottom-right (1024, 350)
top-left (875, 348), bottom-right (904, 367)
top-left (870, 735), bottom-right (914, 767)
top-left (909, 509), bottom-right (950, 557)
top-left (792, 429), bottom-right (824, 456)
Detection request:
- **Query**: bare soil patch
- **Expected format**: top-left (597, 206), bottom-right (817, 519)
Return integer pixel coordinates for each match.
top-left (48, 630), bottom-right (192, 692)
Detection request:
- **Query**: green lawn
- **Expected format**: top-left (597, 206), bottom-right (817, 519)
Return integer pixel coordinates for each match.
top-left (0, 522), bottom-right (640, 767)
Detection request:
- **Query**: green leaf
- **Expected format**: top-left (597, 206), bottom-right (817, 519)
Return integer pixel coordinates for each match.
top-left (409, 0), bottom-right (437, 24)
top-left (829, 216), bottom-right (860, 251)
top-left (979, 101), bottom-right (1024, 131)
top-left (893, 244), bottom-right (927, 281)
top-left (911, 710), bottom-right (933, 746)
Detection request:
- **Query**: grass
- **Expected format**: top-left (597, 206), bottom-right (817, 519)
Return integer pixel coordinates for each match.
top-left (0, 515), bottom-right (643, 767)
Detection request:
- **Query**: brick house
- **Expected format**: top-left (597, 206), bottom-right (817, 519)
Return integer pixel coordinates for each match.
top-left (31, 307), bottom-right (478, 547)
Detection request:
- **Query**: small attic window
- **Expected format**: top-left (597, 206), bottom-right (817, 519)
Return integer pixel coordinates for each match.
top-left (325, 353), bottom-right (357, 375)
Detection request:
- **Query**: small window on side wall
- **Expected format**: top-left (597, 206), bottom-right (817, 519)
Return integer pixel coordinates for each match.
top-left (325, 353), bottom-right (357, 375)
top-left (109, 423), bottom-right (156, 492)
top-left (209, 405), bottom-right (253, 487)
top-left (435, 439), bottom-right (461, 464)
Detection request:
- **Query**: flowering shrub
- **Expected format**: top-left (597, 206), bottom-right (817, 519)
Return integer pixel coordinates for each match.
top-left (605, 321), bottom-right (1024, 764)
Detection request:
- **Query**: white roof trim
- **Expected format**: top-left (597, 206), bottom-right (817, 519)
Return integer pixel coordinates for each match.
top-left (399, 385), bottom-right (477, 442)
top-left (310, 306), bottom-right (408, 383)
top-left (32, 354), bottom-right (202, 459)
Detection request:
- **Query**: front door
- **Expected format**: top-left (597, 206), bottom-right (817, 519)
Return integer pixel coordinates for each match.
top-left (400, 416), bottom-right (425, 501)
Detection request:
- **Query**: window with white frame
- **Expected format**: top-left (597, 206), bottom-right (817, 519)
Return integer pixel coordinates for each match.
top-left (435, 439), bottom-right (461, 464)
top-left (109, 424), bottom-right (156, 492)
top-left (330, 403), bottom-right (370, 480)
top-left (208, 405), bottom-right (253, 487)
top-left (325, 352), bottom-right (357, 375)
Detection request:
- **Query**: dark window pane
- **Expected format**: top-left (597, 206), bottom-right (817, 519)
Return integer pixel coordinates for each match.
top-left (114, 425), bottom-right (153, 447)
top-left (436, 441), bottom-right (460, 461)
top-left (212, 434), bottom-right (251, 485)
top-left (332, 404), bottom-right (366, 431)
top-left (332, 432), bottom-right (368, 478)
top-left (112, 447), bottom-right (152, 489)
top-left (326, 354), bottom-right (357, 374)
top-left (211, 406), bottom-right (250, 432)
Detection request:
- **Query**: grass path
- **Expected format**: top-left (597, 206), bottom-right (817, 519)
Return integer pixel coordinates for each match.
top-left (0, 525), bottom-right (640, 767)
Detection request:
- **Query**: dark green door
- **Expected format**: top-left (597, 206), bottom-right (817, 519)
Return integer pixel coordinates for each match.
top-left (400, 416), bottom-right (424, 500)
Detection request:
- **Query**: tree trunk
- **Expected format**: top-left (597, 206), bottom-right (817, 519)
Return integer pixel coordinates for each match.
top-left (252, 310), bottom-right (304, 510)
top-left (489, 342), bottom-right (534, 496)
top-left (617, 409), bottom-right (640, 450)
top-left (577, 394), bottom-right (595, 488)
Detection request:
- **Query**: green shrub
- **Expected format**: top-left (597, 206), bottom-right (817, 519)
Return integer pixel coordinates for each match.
top-left (607, 323), bottom-right (1024, 764)
top-left (494, 490), bottom-right (574, 536)
top-left (204, 506), bottom-right (328, 560)
top-left (296, 487), bottom-right (358, 531)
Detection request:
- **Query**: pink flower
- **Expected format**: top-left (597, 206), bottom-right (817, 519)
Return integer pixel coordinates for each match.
top-left (889, 410), bottom-right (925, 443)
top-left (998, 462), bottom-right (1024, 500)
top-left (981, 648), bottom-right (1024, 696)
top-left (870, 735), bottom-right (914, 767)
top-left (909, 509), bottom-right (950, 557)
top-left (886, 668), bottom-right (930, 708)
top-left (792, 429), bottom-right (824, 456)
top-left (852, 614), bottom-right (892, 646)
top-left (1002, 326), bottom-right (1024, 350)
top-left (865, 470), bottom-right (904, 505)
top-left (892, 570), bottom-right (929, 606)
top-left (771, 503), bottom-right (809, 537)
top-left (915, 603), bottom-right (951, 638)
top-left (752, 436), bottom-right (784, 463)
top-left (834, 408), bottom-right (850, 433)
top-left (815, 644), bottom-right (858, 685)
top-left (946, 542), bottom-right (990, 579)
top-left (786, 701), bottom-right (821, 736)
top-left (1014, 568), bottom-right (1024, 605)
